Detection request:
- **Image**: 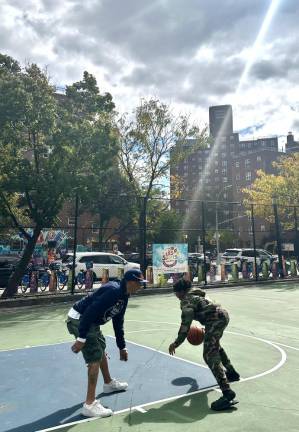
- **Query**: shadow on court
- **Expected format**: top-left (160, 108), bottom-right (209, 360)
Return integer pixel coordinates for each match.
top-left (0, 338), bottom-right (217, 432)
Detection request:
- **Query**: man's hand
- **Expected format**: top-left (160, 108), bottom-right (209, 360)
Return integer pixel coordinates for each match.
top-left (120, 348), bottom-right (128, 361)
top-left (71, 340), bottom-right (85, 353)
top-left (169, 343), bottom-right (176, 356)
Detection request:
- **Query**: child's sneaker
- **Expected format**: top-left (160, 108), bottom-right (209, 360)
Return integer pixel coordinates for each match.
top-left (103, 378), bottom-right (128, 394)
top-left (211, 389), bottom-right (238, 411)
top-left (82, 400), bottom-right (113, 418)
top-left (226, 369), bottom-right (240, 382)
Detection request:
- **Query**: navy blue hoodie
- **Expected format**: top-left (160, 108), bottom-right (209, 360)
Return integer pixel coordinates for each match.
top-left (72, 280), bottom-right (128, 350)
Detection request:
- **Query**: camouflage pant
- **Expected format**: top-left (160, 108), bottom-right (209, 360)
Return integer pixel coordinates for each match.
top-left (203, 309), bottom-right (232, 392)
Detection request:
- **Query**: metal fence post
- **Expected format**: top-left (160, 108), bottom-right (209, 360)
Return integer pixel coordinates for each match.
top-left (273, 200), bottom-right (284, 278)
top-left (294, 206), bottom-right (299, 261)
top-left (250, 204), bottom-right (258, 282)
top-left (201, 201), bottom-right (207, 285)
top-left (71, 192), bottom-right (79, 294)
top-left (139, 195), bottom-right (147, 275)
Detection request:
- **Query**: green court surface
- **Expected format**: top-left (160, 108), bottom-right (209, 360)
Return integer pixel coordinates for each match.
top-left (0, 283), bottom-right (299, 432)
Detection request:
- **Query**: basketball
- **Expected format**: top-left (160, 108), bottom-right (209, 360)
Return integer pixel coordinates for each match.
top-left (187, 326), bottom-right (205, 345)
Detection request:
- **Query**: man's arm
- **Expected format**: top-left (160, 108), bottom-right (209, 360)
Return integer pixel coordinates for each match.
top-left (112, 297), bottom-right (128, 353)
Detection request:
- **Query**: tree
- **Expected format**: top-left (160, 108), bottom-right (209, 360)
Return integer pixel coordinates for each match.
top-left (118, 98), bottom-right (209, 269)
top-left (0, 55), bottom-right (117, 297)
top-left (242, 154), bottom-right (299, 229)
top-left (63, 72), bottom-right (134, 250)
top-left (147, 200), bottom-right (182, 243)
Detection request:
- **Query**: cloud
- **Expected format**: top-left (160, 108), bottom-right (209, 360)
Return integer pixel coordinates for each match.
top-left (0, 0), bottom-right (299, 139)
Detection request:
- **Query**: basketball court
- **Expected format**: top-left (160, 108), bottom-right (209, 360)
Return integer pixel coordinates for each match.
top-left (0, 282), bottom-right (298, 432)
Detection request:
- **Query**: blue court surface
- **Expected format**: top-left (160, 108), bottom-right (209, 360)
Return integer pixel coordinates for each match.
top-left (0, 337), bottom-right (216, 432)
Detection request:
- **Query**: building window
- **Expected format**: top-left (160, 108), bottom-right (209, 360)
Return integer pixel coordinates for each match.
top-left (245, 159), bottom-right (250, 166)
top-left (235, 161), bottom-right (239, 167)
top-left (261, 225), bottom-right (266, 232)
top-left (236, 174), bottom-right (240, 180)
top-left (222, 160), bottom-right (227, 166)
top-left (215, 169), bottom-right (219, 174)
top-left (222, 169), bottom-right (227, 174)
top-left (68, 217), bottom-right (75, 226)
top-left (245, 172), bottom-right (252, 181)
top-left (223, 177), bottom-right (228, 183)
top-left (92, 223), bottom-right (99, 234)
top-left (257, 155), bottom-right (262, 162)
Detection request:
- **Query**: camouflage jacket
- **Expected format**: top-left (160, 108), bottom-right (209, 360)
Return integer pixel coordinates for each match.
top-left (174, 288), bottom-right (221, 347)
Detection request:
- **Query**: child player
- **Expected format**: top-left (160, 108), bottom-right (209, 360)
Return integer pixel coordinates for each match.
top-left (169, 278), bottom-right (240, 410)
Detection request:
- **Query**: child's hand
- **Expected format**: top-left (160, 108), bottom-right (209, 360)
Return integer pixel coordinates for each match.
top-left (169, 343), bottom-right (176, 355)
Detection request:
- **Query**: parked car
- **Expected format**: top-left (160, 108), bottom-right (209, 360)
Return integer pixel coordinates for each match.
top-left (188, 253), bottom-right (211, 276)
top-left (221, 248), bottom-right (274, 270)
top-left (65, 252), bottom-right (140, 280)
top-left (0, 255), bottom-right (19, 288)
top-left (124, 252), bottom-right (152, 267)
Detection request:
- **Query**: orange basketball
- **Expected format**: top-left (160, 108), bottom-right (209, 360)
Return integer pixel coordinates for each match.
top-left (187, 326), bottom-right (205, 345)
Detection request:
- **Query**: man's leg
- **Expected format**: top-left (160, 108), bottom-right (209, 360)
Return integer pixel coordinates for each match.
top-left (86, 362), bottom-right (101, 404)
top-left (100, 353), bottom-right (112, 384)
top-left (100, 352), bottom-right (129, 393)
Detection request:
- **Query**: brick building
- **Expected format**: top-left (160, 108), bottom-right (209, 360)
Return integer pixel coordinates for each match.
top-left (170, 105), bottom-right (285, 247)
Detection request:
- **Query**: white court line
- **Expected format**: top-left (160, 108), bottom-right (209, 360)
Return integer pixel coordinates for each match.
top-left (35, 329), bottom-right (287, 432)
top-left (271, 342), bottom-right (299, 352)
top-left (226, 331), bottom-right (287, 381)
top-left (36, 384), bottom-right (219, 432)
top-left (135, 406), bottom-right (147, 413)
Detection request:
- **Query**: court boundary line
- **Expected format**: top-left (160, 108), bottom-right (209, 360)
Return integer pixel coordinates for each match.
top-left (36, 384), bottom-right (220, 432)
top-left (34, 328), bottom-right (287, 432)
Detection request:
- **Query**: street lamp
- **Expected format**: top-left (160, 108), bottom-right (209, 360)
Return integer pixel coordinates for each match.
top-left (215, 184), bottom-right (232, 265)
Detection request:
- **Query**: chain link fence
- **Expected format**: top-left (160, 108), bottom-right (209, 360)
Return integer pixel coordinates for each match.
top-left (1, 198), bottom-right (299, 297)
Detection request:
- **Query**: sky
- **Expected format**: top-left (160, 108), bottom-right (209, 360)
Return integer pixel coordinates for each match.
top-left (1, 0), bottom-right (299, 148)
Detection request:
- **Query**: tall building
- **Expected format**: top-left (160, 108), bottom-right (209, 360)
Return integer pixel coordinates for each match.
top-left (170, 105), bottom-right (284, 247)
top-left (209, 105), bottom-right (233, 138)
top-left (285, 132), bottom-right (299, 154)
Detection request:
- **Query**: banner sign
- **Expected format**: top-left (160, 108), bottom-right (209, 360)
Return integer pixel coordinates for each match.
top-left (153, 244), bottom-right (188, 276)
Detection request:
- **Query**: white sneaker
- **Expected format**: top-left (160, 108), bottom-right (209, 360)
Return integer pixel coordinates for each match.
top-left (103, 378), bottom-right (128, 394)
top-left (82, 400), bottom-right (113, 418)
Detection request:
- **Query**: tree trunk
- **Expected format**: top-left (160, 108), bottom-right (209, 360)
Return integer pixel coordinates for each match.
top-left (1, 225), bottom-right (42, 298)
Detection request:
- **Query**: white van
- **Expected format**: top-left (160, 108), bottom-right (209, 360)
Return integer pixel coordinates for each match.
top-left (66, 252), bottom-right (140, 280)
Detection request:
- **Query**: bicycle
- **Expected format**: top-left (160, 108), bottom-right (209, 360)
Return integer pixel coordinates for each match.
top-left (76, 261), bottom-right (94, 290)
top-left (56, 267), bottom-right (68, 290)
top-left (20, 265), bottom-right (41, 293)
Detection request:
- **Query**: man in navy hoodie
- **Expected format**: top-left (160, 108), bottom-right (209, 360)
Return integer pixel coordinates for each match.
top-left (66, 268), bottom-right (147, 418)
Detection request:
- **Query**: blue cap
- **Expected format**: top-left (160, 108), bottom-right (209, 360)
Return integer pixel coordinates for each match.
top-left (124, 269), bottom-right (148, 283)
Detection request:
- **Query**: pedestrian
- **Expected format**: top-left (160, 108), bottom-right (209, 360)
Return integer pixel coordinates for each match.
top-left (66, 268), bottom-right (147, 418)
top-left (168, 278), bottom-right (240, 411)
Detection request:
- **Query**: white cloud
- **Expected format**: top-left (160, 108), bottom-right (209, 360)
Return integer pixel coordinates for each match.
top-left (0, 0), bottom-right (298, 141)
